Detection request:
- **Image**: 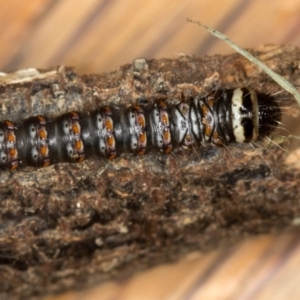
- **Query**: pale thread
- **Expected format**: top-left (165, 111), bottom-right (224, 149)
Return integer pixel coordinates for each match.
top-left (187, 19), bottom-right (300, 107)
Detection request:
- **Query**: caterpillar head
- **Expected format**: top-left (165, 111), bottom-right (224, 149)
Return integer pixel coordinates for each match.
top-left (256, 92), bottom-right (281, 138)
top-left (231, 88), bottom-right (281, 143)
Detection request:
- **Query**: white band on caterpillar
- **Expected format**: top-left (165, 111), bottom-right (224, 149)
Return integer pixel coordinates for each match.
top-left (231, 88), bottom-right (259, 143)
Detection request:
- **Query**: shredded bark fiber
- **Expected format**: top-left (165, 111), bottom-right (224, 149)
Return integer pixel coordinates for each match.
top-left (0, 45), bottom-right (300, 299)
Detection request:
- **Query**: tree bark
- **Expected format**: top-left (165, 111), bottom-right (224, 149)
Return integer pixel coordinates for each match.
top-left (0, 44), bottom-right (300, 299)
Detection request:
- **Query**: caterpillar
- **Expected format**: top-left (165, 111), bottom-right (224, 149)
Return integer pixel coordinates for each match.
top-left (0, 87), bottom-right (281, 170)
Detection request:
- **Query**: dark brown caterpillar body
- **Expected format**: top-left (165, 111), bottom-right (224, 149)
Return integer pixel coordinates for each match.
top-left (0, 87), bottom-right (281, 170)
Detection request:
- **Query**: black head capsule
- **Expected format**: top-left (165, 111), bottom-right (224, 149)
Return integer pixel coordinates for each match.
top-left (256, 92), bottom-right (281, 138)
top-left (231, 88), bottom-right (281, 143)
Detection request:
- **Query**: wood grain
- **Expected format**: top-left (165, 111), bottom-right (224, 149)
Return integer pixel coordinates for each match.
top-left (45, 233), bottom-right (300, 300)
top-left (0, 0), bottom-right (300, 74)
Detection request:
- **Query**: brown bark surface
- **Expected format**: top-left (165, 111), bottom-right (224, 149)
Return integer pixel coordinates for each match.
top-left (0, 45), bottom-right (300, 299)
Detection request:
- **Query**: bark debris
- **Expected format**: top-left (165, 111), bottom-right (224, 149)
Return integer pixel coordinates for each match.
top-left (0, 45), bottom-right (300, 299)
